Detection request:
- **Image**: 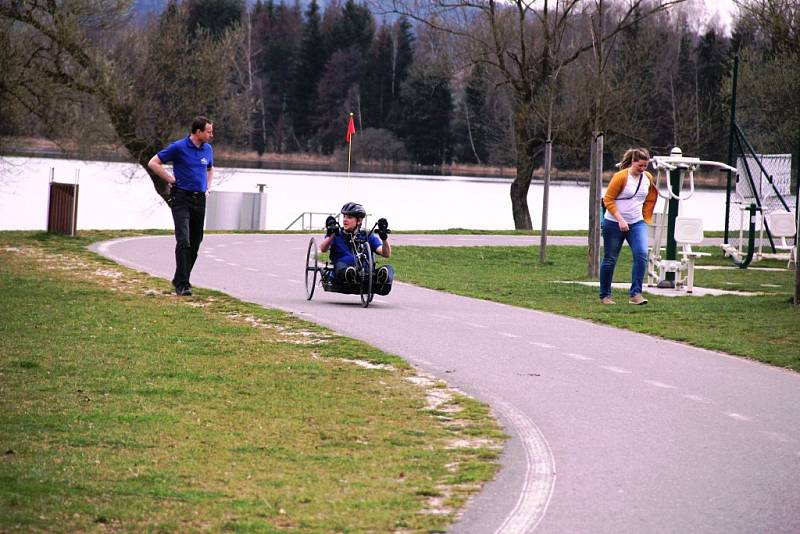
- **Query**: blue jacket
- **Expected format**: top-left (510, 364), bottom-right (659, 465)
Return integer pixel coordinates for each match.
top-left (327, 230), bottom-right (382, 266)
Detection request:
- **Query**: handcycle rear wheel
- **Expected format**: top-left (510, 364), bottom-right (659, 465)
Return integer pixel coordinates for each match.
top-left (359, 244), bottom-right (374, 307)
top-left (305, 237), bottom-right (318, 300)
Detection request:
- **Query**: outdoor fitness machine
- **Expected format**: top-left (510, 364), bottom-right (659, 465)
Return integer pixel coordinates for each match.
top-left (648, 147), bottom-right (737, 291)
top-left (722, 55), bottom-right (798, 269)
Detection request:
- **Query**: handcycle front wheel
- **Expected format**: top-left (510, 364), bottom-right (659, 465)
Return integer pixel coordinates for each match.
top-left (305, 237), bottom-right (319, 300)
top-left (359, 244), bottom-right (374, 308)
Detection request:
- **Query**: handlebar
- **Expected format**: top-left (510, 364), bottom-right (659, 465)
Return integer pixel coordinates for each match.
top-left (650, 156), bottom-right (738, 201)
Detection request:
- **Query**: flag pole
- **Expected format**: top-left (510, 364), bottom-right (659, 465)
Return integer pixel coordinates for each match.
top-left (347, 112), bottom-right (354, 176)
top-left (346, 112), bottom-right (355, 199)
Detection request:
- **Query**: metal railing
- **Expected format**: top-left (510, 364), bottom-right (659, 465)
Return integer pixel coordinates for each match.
top-left (285, 212), bottom-right (335, 231)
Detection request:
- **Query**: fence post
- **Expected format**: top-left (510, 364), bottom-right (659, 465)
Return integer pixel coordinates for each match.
top-left (588, 132), bottom-right (603, 279)
top-left (539, 139), bottom-right (553, 264)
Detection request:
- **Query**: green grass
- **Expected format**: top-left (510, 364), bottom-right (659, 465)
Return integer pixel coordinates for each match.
top-left (390, 245), bottom-right (800, 371)
top-left (0, 231), bottom-right (505, 532)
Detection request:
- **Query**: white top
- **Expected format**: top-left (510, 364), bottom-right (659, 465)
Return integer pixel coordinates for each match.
top-left (604, 172), bottom-right (651, 225)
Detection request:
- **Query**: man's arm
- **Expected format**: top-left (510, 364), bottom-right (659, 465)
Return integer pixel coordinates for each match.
top-left (147, 155), bottom-right (175, 185)
top-left (319, 216), bottom-right (339, 252)
top-left (206, 167), bottom-right (213, 195)
top-left (319, 234), bottom-right (334, 253)
top-left (376, 238), bottom-right (391, 258)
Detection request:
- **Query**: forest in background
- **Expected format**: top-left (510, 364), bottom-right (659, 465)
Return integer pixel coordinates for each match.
top-left (1, 0), bottom-right (798, 226)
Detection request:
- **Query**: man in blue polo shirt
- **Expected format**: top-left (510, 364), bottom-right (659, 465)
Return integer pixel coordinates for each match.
top-left (148, 116), bottom-right (214, 296)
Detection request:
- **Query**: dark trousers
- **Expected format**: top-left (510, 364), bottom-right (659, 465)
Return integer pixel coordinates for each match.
top-left (333, 261), bottom-right (394, 295)
top-left (171, 190), bottom-right (206, 290)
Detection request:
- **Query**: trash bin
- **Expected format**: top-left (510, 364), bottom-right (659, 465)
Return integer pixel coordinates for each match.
top-left (47, 168), bottom-right (79, 236)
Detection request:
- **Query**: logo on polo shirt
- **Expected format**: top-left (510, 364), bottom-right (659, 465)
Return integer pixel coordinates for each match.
top-left (201, 157), bottom-right (208, 165)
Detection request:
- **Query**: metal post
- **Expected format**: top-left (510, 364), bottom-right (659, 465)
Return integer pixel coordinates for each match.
top-left (663, 167), bottom-right (681, 286)
top-left (795, 127), bottom-right (800, 305)
top-left (588, 132), bottom-right (603, 278)
top-left (725, 55), bottom-right (739, 245)
top-left (539, 139), bottom-right (552, 264)
top-left (254, 184), bottom-right (267, 230)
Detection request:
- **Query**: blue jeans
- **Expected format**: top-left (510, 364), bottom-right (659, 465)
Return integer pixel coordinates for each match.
top-left (600, 219), bottom-right (648, 299)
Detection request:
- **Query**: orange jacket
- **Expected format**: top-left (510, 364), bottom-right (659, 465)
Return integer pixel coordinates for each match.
top-left (602, 169), bottom-right (658, 224)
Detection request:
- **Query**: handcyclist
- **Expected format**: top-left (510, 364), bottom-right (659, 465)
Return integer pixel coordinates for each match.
top-left (319, 202), bottom-right (394, 295)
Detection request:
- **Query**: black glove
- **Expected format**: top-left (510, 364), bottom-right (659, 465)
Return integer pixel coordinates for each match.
top-left (377, 218), bottom-right (390, 241)
top-left (325, 215), bottom-right (339, 236)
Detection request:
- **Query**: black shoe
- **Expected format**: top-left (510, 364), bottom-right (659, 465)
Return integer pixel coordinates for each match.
top-left (377, 266), bottom-right (388, 284)
top-left (176, 286), bottom-right (193, 296)
top-left (344, 266), bottom-right (357, 283)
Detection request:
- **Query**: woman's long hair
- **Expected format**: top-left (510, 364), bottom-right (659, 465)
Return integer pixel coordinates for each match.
top-left (617, 148), bottom-right (651, 169)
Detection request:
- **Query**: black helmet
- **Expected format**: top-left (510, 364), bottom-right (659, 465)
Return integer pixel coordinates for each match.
top-left (340, 202), bottom-right (366, 219)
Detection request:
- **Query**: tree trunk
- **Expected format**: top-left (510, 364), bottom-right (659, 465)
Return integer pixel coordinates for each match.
top-left (510, 106), bottom-right (535, 229)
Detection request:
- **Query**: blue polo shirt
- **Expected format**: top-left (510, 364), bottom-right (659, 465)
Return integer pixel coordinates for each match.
top-left (157, 136), bottom-right (213, 193)
top-left (327, 231), bottom-right (382, 266)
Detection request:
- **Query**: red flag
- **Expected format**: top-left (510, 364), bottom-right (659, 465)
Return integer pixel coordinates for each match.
top-left (346, 114), bottom-right (355, 143)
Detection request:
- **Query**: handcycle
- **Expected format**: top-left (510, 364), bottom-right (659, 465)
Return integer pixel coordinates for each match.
top-left (305, 222), bottom-right (384, 307)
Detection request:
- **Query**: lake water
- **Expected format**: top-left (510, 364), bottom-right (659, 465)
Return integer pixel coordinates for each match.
top-left (0, 156), bottom-right (730, 231)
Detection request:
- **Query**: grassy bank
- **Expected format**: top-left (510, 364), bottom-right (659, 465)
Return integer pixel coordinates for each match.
top-left (390, 245), bottom-right (800, 371)
top-left (0, 231), bottom-right (505, 532)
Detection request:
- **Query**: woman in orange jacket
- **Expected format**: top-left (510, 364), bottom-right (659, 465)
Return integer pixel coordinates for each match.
top-left (600, 148), bottom-right (658, 305)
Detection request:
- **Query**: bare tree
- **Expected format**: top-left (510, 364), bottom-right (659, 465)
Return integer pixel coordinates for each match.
top-left (376, 0), bottom-right (684, 229)
top-left (0, 0), bottom-right (247, 201)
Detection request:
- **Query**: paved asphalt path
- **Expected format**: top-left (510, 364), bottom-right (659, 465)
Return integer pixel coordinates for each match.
top-left (93, 234), bottom-right (800, 533)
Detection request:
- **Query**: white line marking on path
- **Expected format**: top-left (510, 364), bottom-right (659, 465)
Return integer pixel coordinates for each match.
top-left (429, 313), bottom-right (453, 320)
top-left (287, 279), bottom-right (301, 284)
top-left (530, 342), bottom-right (555, 349)
top-left (499, 332), bottom-right (521, 338)
top-left (265, 273), bottom-right (279, 278)
top-left (563, 352), bottom-right (593, 361)
top-left (214, 258), bottom-right (225, 262)
top-left (643, 380), bottom-right (677, 389)
top-left (226, 262), bottom-right (239, 267)
top-left (466, 322), bottom-right (487, 329)
top-left (758, 430), bottom-right (792, 443)
top-left (601, 365), bottom-right (632, 374)
top-left (491, 397), bottom-right (555, 534)
top-left (245, 267), bottom-right (257, 272)
top-left (726, 412), bottom-right (752, 422)
top-left (682, 394), bottom-right (712, 403)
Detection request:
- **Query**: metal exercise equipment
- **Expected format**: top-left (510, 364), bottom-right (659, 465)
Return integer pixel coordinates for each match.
top-left (723, 55), bottom-right (797, 269)
top-left (647, 148), bottom-right (737, 291)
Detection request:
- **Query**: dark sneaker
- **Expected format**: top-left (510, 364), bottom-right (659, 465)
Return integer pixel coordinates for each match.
top-left (176, 286), bottom-right (193, 296)
top-left (377, 266), bottom-right (389, 285)
top-left (628, 294), bottom-right (648, 305)
top-left (344, 266), bottom-right (357, 284)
